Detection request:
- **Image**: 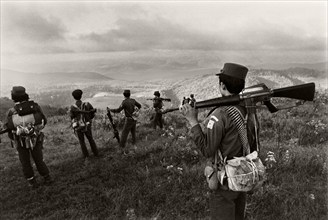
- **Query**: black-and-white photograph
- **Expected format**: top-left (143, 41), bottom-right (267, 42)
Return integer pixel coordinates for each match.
top-left (0, 0), bottom-right (327, 219)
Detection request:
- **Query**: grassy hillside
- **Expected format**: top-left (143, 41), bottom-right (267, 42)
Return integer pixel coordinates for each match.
top-left (0, 91), bottom-right (327, 219)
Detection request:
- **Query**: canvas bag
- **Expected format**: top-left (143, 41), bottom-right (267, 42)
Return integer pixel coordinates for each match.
top-left (132, 106), bottom-right (140, 120)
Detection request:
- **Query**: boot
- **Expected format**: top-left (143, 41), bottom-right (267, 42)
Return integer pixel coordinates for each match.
top-left (43, 174), bottom-right (53, 185)
top-left (27, 177), bottom-right (39, 189)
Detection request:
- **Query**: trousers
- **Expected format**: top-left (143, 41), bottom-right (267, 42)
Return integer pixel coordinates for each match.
top-left (76, 124), bottom-right (98, 158)
top-left (120, 117), bottom-right (137, 148)
top-left (16, 134), bottom-right (50, 179)
top-left (153, 112), bottom-right (163, 129)
top-left (209, 188), bottom-right (247, 220)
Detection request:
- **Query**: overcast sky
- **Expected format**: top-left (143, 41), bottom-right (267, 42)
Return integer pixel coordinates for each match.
top-left (1, 0), bottom-right (327, 55)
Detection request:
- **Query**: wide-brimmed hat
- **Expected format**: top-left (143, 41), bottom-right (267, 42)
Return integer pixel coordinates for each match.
top-left (216, 63), bottom-right (248, 80)
top-left (11, 86), bottom-right (27, 96)
top-left (154, 91), bottom-right (160, 96)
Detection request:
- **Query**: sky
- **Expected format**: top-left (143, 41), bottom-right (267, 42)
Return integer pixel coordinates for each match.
top-left (0, 0), bottom-right (327, 74)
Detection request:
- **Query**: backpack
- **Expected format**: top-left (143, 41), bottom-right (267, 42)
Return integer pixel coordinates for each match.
top-left (7, 101), bottom-right (44, 131)
top-left (14, 100), bottom-right (37, 116)
top-left (72, 103), bottom-right (87, 132)
top-left (7, 101), bottom-right (45, 149)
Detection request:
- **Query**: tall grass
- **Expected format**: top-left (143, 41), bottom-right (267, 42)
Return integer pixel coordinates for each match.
top-left (0, 96), bottom-right (327, 219)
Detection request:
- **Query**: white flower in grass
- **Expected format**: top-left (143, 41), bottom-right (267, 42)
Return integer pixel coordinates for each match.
top-left (309, 194), bottom-right (315, 200)
top-left (265, 151), bottom-right (276, 168)
top-left (126, 208), bottom-right (136, 220)
top-left (283, 150), bottom-right (291, 165)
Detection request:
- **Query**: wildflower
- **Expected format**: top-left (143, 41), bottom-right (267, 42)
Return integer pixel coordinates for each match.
top-left (126, 208), bottom-right (136, 220)
top-left (309, 194), bottom-right (315, 200)
top-left (283, 150), bottom-right (291, 165)
top-left (265, 151), bottom-right (276, 169)
top-left (178, 136), bottom-right (186, 140)
top-left (166, 165), bottom-right (173, 170)
top-left (322, 162), bottom-right (327, 175)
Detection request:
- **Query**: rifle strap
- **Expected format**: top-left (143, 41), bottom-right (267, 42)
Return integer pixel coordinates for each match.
top-left (207, 107), bottom-right (218, 118)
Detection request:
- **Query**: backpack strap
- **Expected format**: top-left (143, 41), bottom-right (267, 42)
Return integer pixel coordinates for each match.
top-left (74, 102), bottom-right (84, 110)
top-left (224, 106), bottom-right (250, 156)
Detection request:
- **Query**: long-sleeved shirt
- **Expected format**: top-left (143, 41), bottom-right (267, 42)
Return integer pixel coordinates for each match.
top-left (190, 105), bottom-right (247, 160)
top-left (111, 98), bottom-right (141, 118)
top-left (69, 100), bottom-right (95, 122)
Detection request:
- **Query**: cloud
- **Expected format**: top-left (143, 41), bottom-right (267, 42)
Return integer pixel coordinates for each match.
top-left (1, 2), bottom-right (326, 55)
top-left (73, 16), bottom-right (325, 53)
top-left (2, 4), bottom-right (68, 54)
top-left (3, 6), bottom-right (66, 42)
top-left (73, 17), bottom-right (222, 52)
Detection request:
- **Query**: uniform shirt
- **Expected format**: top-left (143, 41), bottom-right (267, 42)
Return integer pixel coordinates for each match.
top-left (190, 105), bottom-right (246, 160)
top-left (112, 98), bottom-right (141, 118)
top-left (69, 100), bottom-right (94, 122)
top-left (153, 97), bottom-right (163, 109)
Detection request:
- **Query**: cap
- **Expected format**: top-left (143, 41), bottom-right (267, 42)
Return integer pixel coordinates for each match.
top-left (154, 91), bottom-right (160, 96)
top-left (216, 63), bottom-right (248, 80)
top-left (123, 89), bottom-right (131, 94)
top-left (11, 86), bottom-right (27, 96)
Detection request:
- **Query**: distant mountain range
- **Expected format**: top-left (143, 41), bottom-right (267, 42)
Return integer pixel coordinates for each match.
top-left (0, 69), bottom-right (112, 86)
top-left (254, 62), bottom-right (327, 72)
top-left (3, 50), bottom-right (326, 82)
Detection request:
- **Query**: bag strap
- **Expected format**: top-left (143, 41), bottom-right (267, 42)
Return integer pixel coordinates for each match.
top-left (74, 102), bottom-right (86, 111)
top-left (224, 106), bottom-right (250, 156)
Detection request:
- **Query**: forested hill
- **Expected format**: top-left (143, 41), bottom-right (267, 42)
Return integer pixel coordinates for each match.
top-left (163, 67), bottom-right (324, 102)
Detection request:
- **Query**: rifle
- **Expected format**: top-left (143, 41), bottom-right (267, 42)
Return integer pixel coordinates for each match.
top-left (106, 108), bottom-right (120, 143)
top-left (163, 82), bottom-right (315, 113)
top-left (147, 98), bottom-right (171, 102)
